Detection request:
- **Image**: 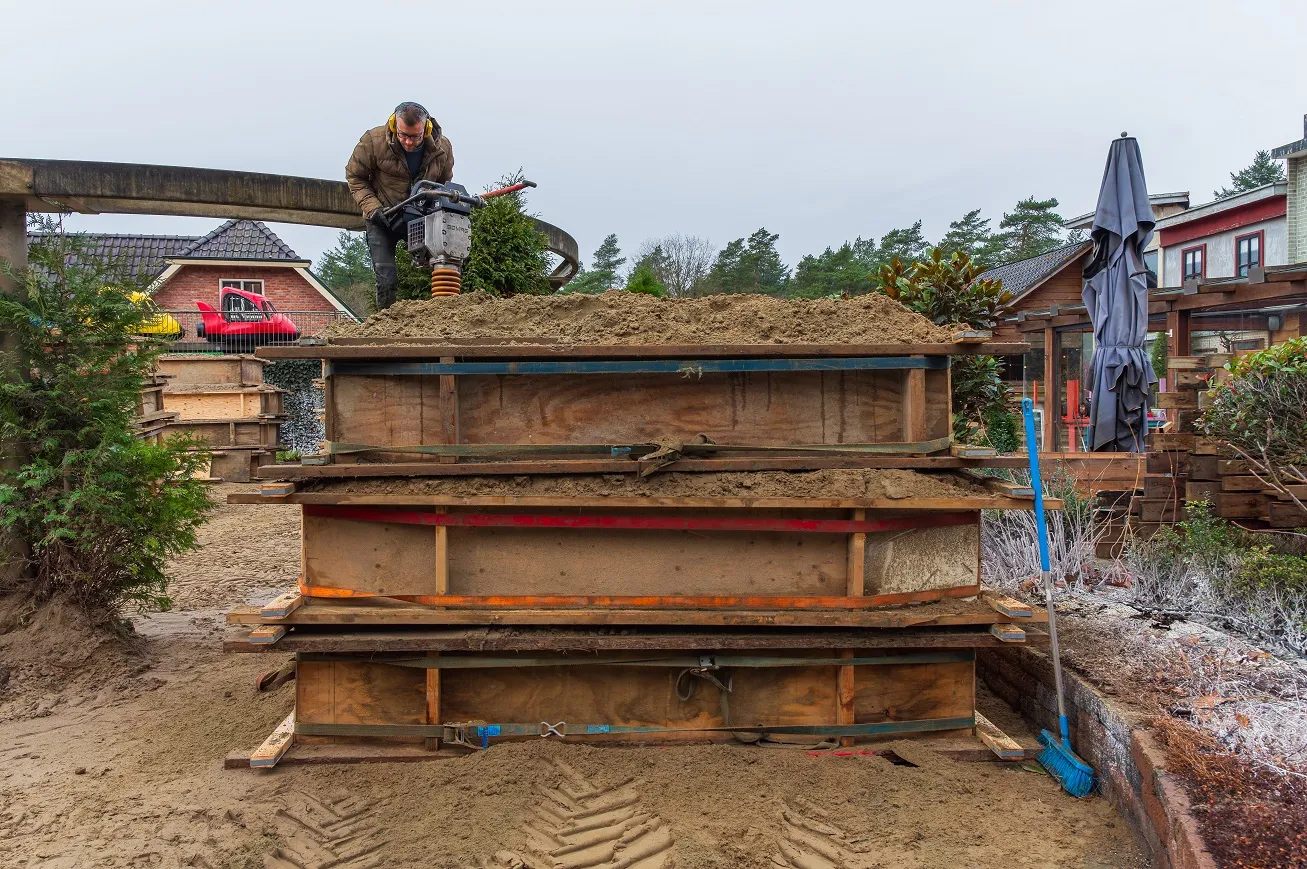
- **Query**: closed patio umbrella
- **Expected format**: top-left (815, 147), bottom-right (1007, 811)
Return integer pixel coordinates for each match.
top-left (1083, 134), bottom-right (1156, 452)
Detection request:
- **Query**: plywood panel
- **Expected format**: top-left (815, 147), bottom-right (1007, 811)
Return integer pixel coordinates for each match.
top-left (157, 355), bottom-right (266, 386)
top-left (330, 370), bottom-right (936, 452)
top-left (852, 659), bottom-right (973, 722)
top-left (447, 524), bottom-right (847, 596)
top-left (863, 523), bottom-right (979, 594)
top-left (295, 658), bottom-right (426, 726)
top-left (303, 513), bottom-right (439, 595)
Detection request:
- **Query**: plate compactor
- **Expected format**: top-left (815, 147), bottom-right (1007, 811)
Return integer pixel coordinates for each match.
top-left (380, 178), bottom-right (536, 296)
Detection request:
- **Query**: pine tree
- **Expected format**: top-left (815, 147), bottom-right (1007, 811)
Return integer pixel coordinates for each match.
top-left (624, 261), bottom-right (667, 297)
top-left (876, 221), bottom-right (929, 266)
top-left (937, 209), bottom-right (997, 268)
top-left (703, 228), bottom-right (788, 295)
top-left (1215, 150), bottom-right (1286, 198)
top-left (457, 172), bottom-right (551, 297)
top-left (993, 196), bottom-right (1066, 263)
top-left (568, 234), bottom-right (626, 294)
top-left (788, 239), bottom-right (877, 299)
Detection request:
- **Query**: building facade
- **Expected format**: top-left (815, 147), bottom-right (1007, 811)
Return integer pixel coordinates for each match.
top-left (1155, 183), bottom-right (1288, 288)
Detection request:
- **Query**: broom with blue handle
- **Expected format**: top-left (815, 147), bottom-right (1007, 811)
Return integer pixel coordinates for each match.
top-left (1022, 398), bottom-right (1095, 798)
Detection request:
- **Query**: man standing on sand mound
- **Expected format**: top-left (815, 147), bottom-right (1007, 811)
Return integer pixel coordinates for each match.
top-left (346, 101), bottom-right (455, 311)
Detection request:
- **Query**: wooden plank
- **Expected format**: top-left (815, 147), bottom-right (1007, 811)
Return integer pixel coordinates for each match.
top-left (1222, 475), bottom-right (1265, 492)
top-left (1188, 454), bottom-right (1219, 481)
top-left (226, 596), bottom-right (1048, 629)
top-left (249, 712), bottom-right (295, 769)
top-left (981, 590), bottom-right (1034, 619)
top-left (903, 366), bottom-right (926, 443)
top-left (260, 591), bottom-right (302, 620)
top-left (846, 509), bottom-right (866, 597)
top-left (438, 356), bottom-right (458, 466)
top-left (1149, 432), bottom-right (1194, 452)
top-left (1154, 391), bottom-right (1199, 410)
top-left (837, 650), bottom-right (856, 747)
top-left (425, 659), bottom-right (441, 751)
top-left (296, 658), bottom-right (426, 734)
top-left (1185, 481), bottom-right (1222, 501)
top-left (225, 626), bottom-right (1050, 654)
top-left (234, 491), bottom-right (1057, 512)
top-left (989, 623), bottom-right (1026, 643)
top-left (852, 659), bottom-right (973, 725)
top-left (1138, 499), bottom-right (1183, 523)
top-left (261, 482), bottom-right (296, 497)
top-left (249, 625), bottom-right (286, 645)
top-left (1146, 451), bottom-right (1190, 476)
top-left (259, 341), bottom-right (1034, 361)
top-left (256, 455), bottom-right (1042, 479)
top-left (1266, 500), bottom-right (1307, 528)
top-left (1214, 493), bottom-right (1267, 519)
top-left (1192, 437), bottom-right (1229, 456)
top-left (974, 712), bottom-right (1025, 760)
top-left (1217, 459), bottom-right (1250, 476)
top-left (1171, 370), bottom-right (1210, 390)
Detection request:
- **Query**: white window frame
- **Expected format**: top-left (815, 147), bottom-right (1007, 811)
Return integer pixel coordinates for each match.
top-left (219, 278), bottom-right (265, 295)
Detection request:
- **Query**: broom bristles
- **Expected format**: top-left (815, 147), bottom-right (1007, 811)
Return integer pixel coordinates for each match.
top-left (1038, 729), bottom-right (1095, 798)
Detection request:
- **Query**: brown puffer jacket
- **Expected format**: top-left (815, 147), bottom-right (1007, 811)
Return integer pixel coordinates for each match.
top-left (345, 119), bottom-right (455, 218)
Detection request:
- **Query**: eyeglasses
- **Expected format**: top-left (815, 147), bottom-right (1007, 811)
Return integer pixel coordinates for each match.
top-left (395, 130), bottom-right (424, 142)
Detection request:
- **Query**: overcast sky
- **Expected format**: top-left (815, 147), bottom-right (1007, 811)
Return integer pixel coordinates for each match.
top-left (2, 0), bottom-right (1305, 272)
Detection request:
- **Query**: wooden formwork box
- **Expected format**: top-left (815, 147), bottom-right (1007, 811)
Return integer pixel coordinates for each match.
top-left (200, 448), bottom-right (275, 483)
top-left (251, 340), bottom-right (1030, 468)
top-left (163, 385), bottom-right (285, 421)
top-left (165, 418), bottom-right (283, 450)
top-left (156, 353), bottom-right (267, 387)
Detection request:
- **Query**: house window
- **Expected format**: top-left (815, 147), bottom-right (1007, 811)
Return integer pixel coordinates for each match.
top-left (220, 279), bottom-right (264, 295)
top-left (1142, 249), bottom-right (1158, 286)
top-left (1181, 245), bottom-right (1205, 281)
top-left (1235, 232), bottom-right (1262, 277)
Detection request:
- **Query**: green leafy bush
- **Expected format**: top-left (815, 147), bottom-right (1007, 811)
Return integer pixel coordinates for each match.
top-left (623, 261), bottom-right (667, 297)
top-left (0, 220), bottom-right (213, 615)
top-left (1201, 338), bottom-right (1307, 506)
top-left (878, 248), bottom-right (1014, 441)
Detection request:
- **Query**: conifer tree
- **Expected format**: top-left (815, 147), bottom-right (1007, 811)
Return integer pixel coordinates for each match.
top-left (1215, 150), bottom-right (1286, 198)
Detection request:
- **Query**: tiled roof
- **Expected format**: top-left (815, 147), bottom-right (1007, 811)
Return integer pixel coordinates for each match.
top-left (174, 219), bottom-right (302, 261)
top-left (978, 241), bottom-right (1092, 301)
top-left (26, 232), bottom-right (196, 284)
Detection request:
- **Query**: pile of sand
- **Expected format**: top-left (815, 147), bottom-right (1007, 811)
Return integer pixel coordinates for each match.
top-left (309, 468), bottom-right (987, 500)
top-left (330, 290), bottom-right (955, 345)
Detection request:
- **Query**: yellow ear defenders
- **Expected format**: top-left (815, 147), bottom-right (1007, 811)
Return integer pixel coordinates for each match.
top-left (388, 103), bottom-right (434, 138)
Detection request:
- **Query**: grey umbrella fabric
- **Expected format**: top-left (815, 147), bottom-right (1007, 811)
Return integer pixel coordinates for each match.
top-left (1082, 136), bottom-right (1157, 452)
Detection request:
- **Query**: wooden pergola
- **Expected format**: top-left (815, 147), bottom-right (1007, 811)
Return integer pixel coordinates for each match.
top-left (1007, 262), bottom-right (1307, 454)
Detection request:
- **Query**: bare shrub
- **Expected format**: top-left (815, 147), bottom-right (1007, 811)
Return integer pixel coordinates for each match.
top-left (981, 466), bottom-right (1098, 589)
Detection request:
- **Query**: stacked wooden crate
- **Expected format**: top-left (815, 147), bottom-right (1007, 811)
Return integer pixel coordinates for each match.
top-left (224, 334), bottom-right (1052, 767)
top-left (133, 372), bottom-right (178, 446)
top-left (157, 354), bottom-right (286, 482)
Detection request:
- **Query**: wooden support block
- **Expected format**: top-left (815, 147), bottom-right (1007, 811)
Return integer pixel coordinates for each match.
top-left (249, 625), bottom-right (286, 645)
top-left (837, 650), bottom-right (855, 748)
top-left (260, 482), bottom-right (296, 497)
top-left (1214, 493), bottom-right (1267, 519)
top-left (425, 659), bottom-right (441, 751)
top-left (1150, 433), bottom-right (1194, 452)
top-left (1146, 451), bottom-right (1190, 476)
top-left (260, 591), bottom-right (303, 620)
top-left (989, 623), bottom-right (1026, 643)
top-left (1216, 459), bottom-right (1249, 476)
top-left (1266, 500), bottom-right (1307, 529)
top-left (974, 712), bottom-right (1025, 760)
top-left (951, 330), bottom-right (993, 344)
top-left (1192, 437), bottom-right (1229, 456)
top-left (846, 509), bottom-right (866, 597)
top-left (951, 444), bottom-right (997, 458)
top-left (250, 712), bottom-right (295, 769)
top-left (1166, 356), bottom-right (1208, 371)
top-left (1185, 481), bottom-right (1222, 501)
top-left (981, 590), bottom-right (1033, 619)
top-left (1188, 454), bottom-right (1219, 481)
top-left (1171, 370), bottom-right (1210, 390)
top-left (1154, 391), bottom-right (1198, 410)
top-left (438, 356), bottom-right (458, 465)
top-left (1222, 475), bottom-right (1265, 492)
top-left (1138, 499), bottom-right (1183, 523)
top-left (1143, 475), bottom-right (1186, 499)
top-left (903, 366), bottom-right (926, 443)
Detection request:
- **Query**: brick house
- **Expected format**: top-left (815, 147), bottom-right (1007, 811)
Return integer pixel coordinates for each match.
top-left (30, 218), bottom-right (357, 318)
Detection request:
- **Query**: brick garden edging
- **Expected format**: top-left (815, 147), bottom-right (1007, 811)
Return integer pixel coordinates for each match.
top-left (979, 647), bottom-right (1219, 869)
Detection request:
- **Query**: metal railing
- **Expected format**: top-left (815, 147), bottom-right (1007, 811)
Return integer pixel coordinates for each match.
top-left (153, 310), bottom-right (355, 354)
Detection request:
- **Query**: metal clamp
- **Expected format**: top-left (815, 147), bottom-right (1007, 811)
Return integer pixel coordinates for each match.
top-left (540, 721), bottom-right (566, 739)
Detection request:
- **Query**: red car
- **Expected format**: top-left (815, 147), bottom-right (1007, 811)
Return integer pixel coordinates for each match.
top-left (196, 287), bottom-right (300, 351)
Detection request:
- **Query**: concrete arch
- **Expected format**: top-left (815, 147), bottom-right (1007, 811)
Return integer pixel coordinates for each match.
top-left (0, 158), bottom-right (579, 287)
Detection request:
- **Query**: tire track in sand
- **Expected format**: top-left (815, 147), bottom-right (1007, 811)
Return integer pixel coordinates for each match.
top-left (484, 758), bottom-right (674, 869)
top-left (263, 790), bottom-right (387, 869)
top-left (770, 797), bottom-right (874, 869)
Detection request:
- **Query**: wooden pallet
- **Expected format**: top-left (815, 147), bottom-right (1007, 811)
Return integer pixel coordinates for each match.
top-left (157, 353), bottom-right (269, 387)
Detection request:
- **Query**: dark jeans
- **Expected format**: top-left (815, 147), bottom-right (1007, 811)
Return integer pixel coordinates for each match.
top-left (365, 219), bottom-right (403, 310)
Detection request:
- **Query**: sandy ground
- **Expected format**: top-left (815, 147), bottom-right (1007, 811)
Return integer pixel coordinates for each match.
top-left (0, 485), bottom-right (1145, 868)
